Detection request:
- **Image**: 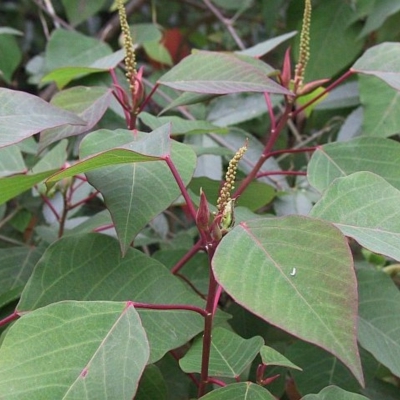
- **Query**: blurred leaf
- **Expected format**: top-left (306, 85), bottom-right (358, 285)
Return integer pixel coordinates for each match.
top-left (212, 215), bottom-right (363, 385)
top-left (44, 29), bottom-right (112, 72)
top-left (295, 0), bottom-right (364, 81)
top-left (180, 327), bottom-right (263, 377)
top-left (129, 23), bottom-right (162, 44)
top-left (139, 111), bottom-right (226, 135)
top-left (189, 177), bottom-right (275, 211)
top-left (32, 140), bottom-right (68, 174)
top-left (0, 27), bottom-right (23, 35)
top-left (337, 107), bottom-right (363, 142)
top-left (39, 86), bottom-right (112, 150)
top-left (351, 42), bottom-right (400, 91)
top-left (199, 382), bottom-right (275, 399)
top-left (357, 269), bottom-right (400, 378)
top-left (0, 88), bottom-right (84, 149)
top-left (0, 301), bottom-right (149, 400)
top-left (310, 171), bottom-right (400, 261)
top-left (0, 145), bottom-right (26, 177)
top-left (315, 82), bottom-right (359, 110)
top-left (0, 34), bottom-right (22, 83)
top-left (237, 31), bottom-right (297, 57)
top-left (17, 233), bottom-right (214, 363)
top-left (358, 0), bottom-right (400, 37)
top-left (42, 50), bottom-right (125, 88)
top-left (307, 137), bottom-right (400, 192)
top-left (143, 41), bottom-right (173, 66)
top-left (301, 385), bottom-right (369, 400)
top-left (62, 0), bottom-right (108, 26)
top-left (158, 51), bottom-right (291, 95)
top-left (207, 93), bottom-right (279, 127)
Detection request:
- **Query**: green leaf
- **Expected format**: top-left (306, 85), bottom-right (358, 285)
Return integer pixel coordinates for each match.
top-left (62, 0), bottom-right (108, 26)
top-left (307, 137), bottom-right (400, 192)
top-left (32, 140), bottom-right (68, 174)
top-left (135, 365), bottom-right (167, 400)
top-left (143, 41), bottom-right (173, 66)
top-left (0, 34), bottom-right (22, 83)
top-left (207, 93), bottom-right (280, 127)
top-left (42, 50), bottom-right (125, 88)
top-left (302, 385), bottom-right (369, 400)
top-left (0, 27), bottom-right (23, 35)
top-left (0, 144), bottom-right (26, 177)
top-left (357, 269), bottom-right (400, 378)
top-left (45, 29), bottom-right (112, 72)
top-left (78, 126), bottom-right (196, 254)
top-left (359, 75), bottom-right (400, 137)
top-left (129, 23), bottom-right (162, 44)
top-left (199, 382), bottom-right (275, 399)
top-left (39, 86), bottom-right (112, 150)
top-left (236, 31), bottom-right (297, 58)
top-left (158, 51), bottom-right (291, 95)
top-left (212, 215), bottom-right (363, 385)
top-left (260, 346), bottom-right (302, 371)
top-left (295, 0), bottom-right (363, 82)
top-left (310, 171), bottom-right (400, 262)
top-left (0, 88), bottom-right (84, 149)
top-left (286, 341), bottom-right (367, 395)
top-left (358, 0), bottom-right (400, 37)
top-left (17, 233), bottom-right (213, 363)
top-left (351, 42), bottom-right (400, 91)
top-left (138, 111), bottom-right (226, 135)
top-left (46, 128), bottom-right (166, 186)
top-left (0, 301), bottom-right (149, 400)
top-left (189, 177), bottom-right (275, 212)
top-left (180, 327), bottom-right (263, 377)
top-left (0, 246), bottom-right (43, 307)
top-left (0, 170), bottom-right (59, 206)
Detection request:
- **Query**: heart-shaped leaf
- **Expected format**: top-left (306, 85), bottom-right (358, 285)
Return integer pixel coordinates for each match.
top-left (212, 215), bottom-right (363, 385)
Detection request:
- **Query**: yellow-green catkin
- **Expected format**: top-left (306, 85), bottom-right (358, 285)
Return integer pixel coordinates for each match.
top-left (117, 0), bottom-right (137, 93)
top-left (294, 0), bottom-right (311, 88)
top-left (217, 141), bottom-right (248, 213)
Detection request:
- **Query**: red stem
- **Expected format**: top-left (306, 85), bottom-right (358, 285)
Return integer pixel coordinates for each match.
top-left (69, 191), bottom-right (100, 210)
top-left (0, 310), bottom-right (19, 327)
top-left (171, 239), bottom-right (204, 274)
top-left (133, 302), bottom-right (208, 318)
top-left (293, 70), bottom-right (355, 117)
top-left (40, 193), bottom-right (60, 220)
top-left (138, 83), bottom-right (160, 114)
top-left (234, 102), bottom-right (293, 198)
top-left (264, 92), bottom-right (276, 131)
top-left (256, 170), bottom-right (306, 178)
